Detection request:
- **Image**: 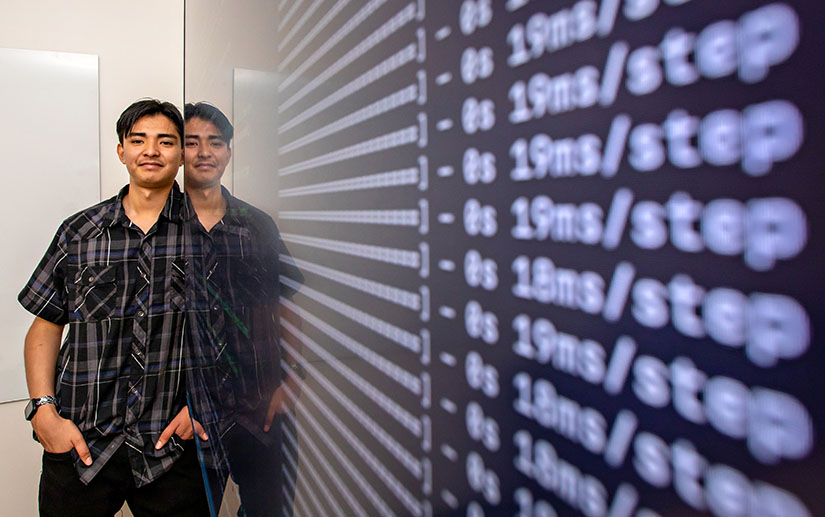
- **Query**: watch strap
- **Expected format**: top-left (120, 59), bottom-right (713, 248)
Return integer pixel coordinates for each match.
top-left (25, 395), bottom-right (58, 421)
top-left (33, 395), bottom-right (58, 407)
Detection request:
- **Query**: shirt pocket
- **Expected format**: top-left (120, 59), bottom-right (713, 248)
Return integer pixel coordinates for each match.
top-left (231, 257), bottom-right (278, 308)
top-left (71, 265), bottom-right (118, 321)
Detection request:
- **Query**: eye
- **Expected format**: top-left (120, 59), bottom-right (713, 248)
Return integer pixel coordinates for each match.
top-left (185, 141), bottom-right (197, 148)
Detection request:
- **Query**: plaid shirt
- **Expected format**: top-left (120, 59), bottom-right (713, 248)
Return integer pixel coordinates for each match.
top-left (184, 187), bottom-right (302, 475)
top-left (19, 183), bottom-right (193, 487)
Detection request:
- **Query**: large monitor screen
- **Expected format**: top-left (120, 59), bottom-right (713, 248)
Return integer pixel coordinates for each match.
top-left (231, 1), bottom-right (825, 515)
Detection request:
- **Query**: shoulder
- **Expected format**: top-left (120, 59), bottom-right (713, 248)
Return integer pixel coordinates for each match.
top-left (226, 194), bottom-right (280, 236)
top-left (57, 194), bottom-right (120, 241)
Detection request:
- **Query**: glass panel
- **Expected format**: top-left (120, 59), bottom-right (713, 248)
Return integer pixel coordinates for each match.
top-left (185, 1), bottom-right (825, 516)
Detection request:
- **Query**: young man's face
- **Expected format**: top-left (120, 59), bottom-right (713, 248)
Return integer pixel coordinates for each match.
top-left (117, 114), bottom-right (183, 189)
top-left (183, 117), bottom-right (231, 190)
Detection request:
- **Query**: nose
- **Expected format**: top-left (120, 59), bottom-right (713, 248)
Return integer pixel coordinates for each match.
top-left (197, 144), bottom-right (211, 158)
top-left (144, 139), bottom-right (160, 157)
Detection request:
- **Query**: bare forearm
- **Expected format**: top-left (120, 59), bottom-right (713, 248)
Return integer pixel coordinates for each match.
top-left (23, 318), bottom-right (90, 462)
top-left (24, 317), bottom-right (63, 398)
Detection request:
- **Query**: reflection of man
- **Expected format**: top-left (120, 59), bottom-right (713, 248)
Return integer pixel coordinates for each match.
top-left (19, 99), bottom-right (209, 516)
top-left (183, 102), bottom-right (304, 517)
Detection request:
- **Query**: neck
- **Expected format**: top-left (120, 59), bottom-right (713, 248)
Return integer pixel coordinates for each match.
top-left (187, 184), bottom-right (224, 212)
top-left (122, 182), bottom-right (174, 233)
top-left (124, 182), bottom-right (174, 211)
top-left (186, 184), bottom-right (226, 231)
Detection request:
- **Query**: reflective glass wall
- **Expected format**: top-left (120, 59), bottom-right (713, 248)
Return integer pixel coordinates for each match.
top-left (185, 1), bottom-right (825, 516)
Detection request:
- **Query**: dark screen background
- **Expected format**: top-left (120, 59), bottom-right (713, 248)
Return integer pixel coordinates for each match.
top-left (266, 1), bottom-right (825, 515)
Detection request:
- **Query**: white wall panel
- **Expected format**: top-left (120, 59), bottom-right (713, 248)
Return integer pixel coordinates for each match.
top-left (0, 48), bottom-right (100, 402)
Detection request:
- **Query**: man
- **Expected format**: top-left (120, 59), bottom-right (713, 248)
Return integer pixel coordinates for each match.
top-left (182, 102), bottom-right (304, 517)
top-left (20, 99), bottom-right (210, 516)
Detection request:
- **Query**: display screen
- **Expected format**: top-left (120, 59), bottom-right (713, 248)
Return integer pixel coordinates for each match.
top-left (267, 1), bottom-right (825, 515)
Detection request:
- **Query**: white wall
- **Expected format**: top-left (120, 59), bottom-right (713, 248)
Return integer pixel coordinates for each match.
top-left (0, 2), bottom-right (183, 515)
top-left (0, 402), bottom-right (43, 515)
top-left (0, 1), bottom-right (184, 199)
top-left (0, 49), bottom-right (101, 403)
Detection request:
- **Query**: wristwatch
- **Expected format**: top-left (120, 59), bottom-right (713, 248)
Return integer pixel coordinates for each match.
top-left (288, 362), bottom-right (306, 380)
top-left (24, 395), bottom-right (59, 421)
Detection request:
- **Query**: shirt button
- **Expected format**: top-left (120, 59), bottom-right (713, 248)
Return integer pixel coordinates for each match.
top-left (137, 310), bottom-right (145, 317)
top-left (88, 276), bottom-right (94, 283)
top-left (212, 305), bottom-right (219, 311)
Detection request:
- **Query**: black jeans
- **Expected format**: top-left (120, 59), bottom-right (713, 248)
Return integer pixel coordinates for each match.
top-left (39, 442), bottom-right (210, 517)
top-left (223, 421), bottom-right (286, 517)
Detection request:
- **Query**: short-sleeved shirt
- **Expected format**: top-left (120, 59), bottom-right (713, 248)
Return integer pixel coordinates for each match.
top-left (184, 187), bottom-right (302, 471)
top-left (18, 183), bottom-right (193, 487)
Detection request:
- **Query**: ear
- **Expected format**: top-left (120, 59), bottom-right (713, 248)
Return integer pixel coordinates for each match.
top-left (227, 146), bottom-right (232, 161)
top-left (116, 143), bottom-right (125, 164)
top-left (179, 148), bottom-right (184, 166)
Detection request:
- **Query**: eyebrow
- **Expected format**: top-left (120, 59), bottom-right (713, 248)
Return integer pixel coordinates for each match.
top-left (128, 132), bottom-right (179, 140)
top-left (184, 134), bottom-right (224, 140)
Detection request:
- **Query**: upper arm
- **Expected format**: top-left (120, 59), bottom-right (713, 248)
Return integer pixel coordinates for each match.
top-left (24, 316), bottom-right (65, 376)
top-left (24, 317), bottom-right (66, 398)
top-left (29, 316), bottom-right (64, 335)
top-left (26, 317), bottom-right (65, 347)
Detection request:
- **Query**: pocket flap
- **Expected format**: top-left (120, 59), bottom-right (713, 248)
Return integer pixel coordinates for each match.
top-left (75, 265), bottom-right (118, 286)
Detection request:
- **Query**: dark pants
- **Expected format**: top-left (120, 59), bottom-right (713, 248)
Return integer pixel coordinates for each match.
top-left (39, 443), bottom-right (210, 517)
top-left (223, 421), bottom-right (285, 517)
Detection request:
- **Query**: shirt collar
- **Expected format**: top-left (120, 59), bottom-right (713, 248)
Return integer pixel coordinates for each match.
top-left (103, 182), bottom-right (187, 227)
top-left (219, 185), bottom-right (250, 228)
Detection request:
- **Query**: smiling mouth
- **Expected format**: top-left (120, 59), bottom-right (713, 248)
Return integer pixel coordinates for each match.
top-left (140, 162), bottom-right (164, 168)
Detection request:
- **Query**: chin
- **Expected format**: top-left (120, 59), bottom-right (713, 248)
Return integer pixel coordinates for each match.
top-left (135, 175), bottom-right (177, 189)
top-left (184, 175), bottom-right (219, 189)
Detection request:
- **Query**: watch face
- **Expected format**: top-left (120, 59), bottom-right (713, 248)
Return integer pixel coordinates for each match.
top-left (24, 399), bottom-right (36, 421)
top-left (292, 362), bottom-right (306, 380)
top-left (25, 396), bottom-right (56, 421)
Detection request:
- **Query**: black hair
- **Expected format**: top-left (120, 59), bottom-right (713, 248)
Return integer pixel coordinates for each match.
top-left (184, 102), bottom-right (234, 144)
top-left (116, 99), bottom-right (184, 145)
